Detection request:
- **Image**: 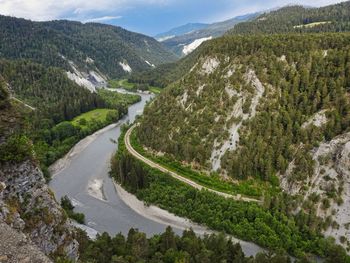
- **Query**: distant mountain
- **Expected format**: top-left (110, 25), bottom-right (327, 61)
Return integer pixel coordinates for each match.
top-left (0, 15), bottom-right (178, 90)
top-left (132, 2), bottom-right (350, 89)
top-left (159, 13), bottom-right (259, 56)
top-left (228, 2), bottom-right (350, 35)
top-left (155, 23), bottom-right (209, 41)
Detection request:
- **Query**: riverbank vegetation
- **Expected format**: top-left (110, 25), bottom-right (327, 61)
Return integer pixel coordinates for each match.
top-left (110, 127), bottom-right (349, 262)
top-left (61, 196), bottom-right (85, 224)
top-left (137, 33), bottom-right (350, 185)
top-left (33, 90), bottom-right (140, 179)
top-left (0, 60), bottom-right (142, 175)
top-left (130, 128), bottom-right (275, 198)
top-left (75, 226), bottom-right (299, 263)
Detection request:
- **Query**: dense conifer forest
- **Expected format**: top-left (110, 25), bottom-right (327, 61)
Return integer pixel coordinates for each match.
top-left (110, 127), bottom-right (349, 262)
top-left (229, 2), bottom-right (350, 35)
top-left (0, 15), bottom-right (177, 79)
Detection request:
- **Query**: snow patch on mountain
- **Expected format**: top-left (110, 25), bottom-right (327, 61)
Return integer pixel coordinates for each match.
top-left (119, 61), bottom-right (132, 73)
top-left (183, 36), bottom-right (212, 55)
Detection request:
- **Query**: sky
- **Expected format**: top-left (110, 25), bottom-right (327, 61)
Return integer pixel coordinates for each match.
top-left (0, 0), bottom-right (345, 36)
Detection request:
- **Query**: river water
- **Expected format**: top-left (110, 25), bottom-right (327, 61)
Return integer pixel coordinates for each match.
top-left (49, 90), bottom-right (263, 257)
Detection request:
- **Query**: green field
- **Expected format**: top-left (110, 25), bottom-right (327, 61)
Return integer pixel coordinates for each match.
top-left (71, 109), bottom-right (117, 126)
top-left (109, 79), bottom-right (163, 94)
top-left (149, 86), bottom-right (162, 94)
top-left (108, 79), bottom-right (136, 90)
top-left (294, 21), bottom-right (331, 28)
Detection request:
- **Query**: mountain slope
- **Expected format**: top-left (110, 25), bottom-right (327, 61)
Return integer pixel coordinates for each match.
top-left (228, 2), bottom-right (350, 35)
top-left (131, 1), bottom-right (350, 90)
top-left (0, 15), bottom-right (178, 89)
top-left (137, 33), bottom-right (350, 248)
top-left (0, 82), bottom-right (78, 260)
top-left (160, 13), bottom-right (259, 56)
top-left (155, 23), bottom-right (209, 41)
top-left (0, 59), bottom-right (106, 123)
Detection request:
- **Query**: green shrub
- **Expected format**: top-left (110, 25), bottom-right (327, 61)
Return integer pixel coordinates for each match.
top-left (0, 135), bottom-right (33, 163)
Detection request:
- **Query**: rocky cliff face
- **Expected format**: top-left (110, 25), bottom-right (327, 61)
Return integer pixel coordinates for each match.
top-left (282, 132), bottom-right (350, 249)
top-left (0, 222), bottom-right (52, 263)
top-left (0, 160), bottom-right (79, 260)
top-left (0, 81), bottom-right (79, 261)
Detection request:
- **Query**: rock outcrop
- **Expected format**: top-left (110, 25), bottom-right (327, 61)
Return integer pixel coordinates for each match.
top-left (0, 222), bottom-right (52, 263)
top-left (281, 132), bottom-right (350, 248)
top-left (0, 161), bottom-right (79, 261)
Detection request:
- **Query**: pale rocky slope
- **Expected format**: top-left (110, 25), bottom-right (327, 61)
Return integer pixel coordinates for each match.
top-left (0, 161), bottom-right (79, 260)
top-left (0, 222), bottom-right (52, 263)
top-left (282, 131), bottom-right (350, 248)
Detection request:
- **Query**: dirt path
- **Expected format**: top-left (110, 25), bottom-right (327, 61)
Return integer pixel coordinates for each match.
top-left (125, 125), bottom-right (262, 203)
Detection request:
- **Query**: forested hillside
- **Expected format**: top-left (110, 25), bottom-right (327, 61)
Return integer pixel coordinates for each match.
top-left (0, 15), bottom-right (177, 81)
top-left (0, 59), bottom-right (141, 178)
top-left (112, 126), bottom-right (348, 261)
top-left (136, 33), bottom-right (350, 248)
top-left (131, 1), bottom-right (350, 90)
top-left (0, 81), bottom-right (79, 260)
top-left (229, 2), bottom-right (350, 35)
top-left (129, 51), bottom-right (199, 88)
top-left (77, 226), bottom-right (306, 262)
top-left (159, 13), bottom-right (258, 56)
top-left (0, 59), bottom-right (105, 123)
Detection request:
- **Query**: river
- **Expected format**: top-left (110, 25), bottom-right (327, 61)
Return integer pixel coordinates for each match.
top-left (49, 90), bottom-right (263, 257)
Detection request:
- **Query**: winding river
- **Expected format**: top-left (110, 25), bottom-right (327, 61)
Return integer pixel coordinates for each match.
top-left (49, 90), bottom-right (263, 257)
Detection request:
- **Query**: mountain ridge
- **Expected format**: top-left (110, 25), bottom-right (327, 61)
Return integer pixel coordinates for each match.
top-left (0, 15), bottom-right (178, 90)
top-left (158, 12), bottom-right (259, 56)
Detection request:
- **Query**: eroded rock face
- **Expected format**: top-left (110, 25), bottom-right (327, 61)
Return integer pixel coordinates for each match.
top-left (0, 222), bottom-right (52, 263)
top-left (0, 160), bottom-right (78, 260)
top-left (281, 132), bottom-right (350, 247)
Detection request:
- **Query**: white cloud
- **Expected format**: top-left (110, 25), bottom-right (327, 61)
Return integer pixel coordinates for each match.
top-left (0, 0), bottom-right (171, 21)
top-left (83, 16), bottom-right (122, 23)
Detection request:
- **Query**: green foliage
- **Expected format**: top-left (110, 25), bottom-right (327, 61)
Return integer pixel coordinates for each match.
top-left (229, 2), bottom-right (350, 35)
top-left (109, 78), bottom-right (163, 93)
top-left (97, 89), bottom-right (141, 111)
top-left (129, 47), bottom-right (202, 89)
top-left (34, 108), bottom-right (119, 170)
top-left (0, 78), bottom-right (9, 109)
top-left (130, 2), bottom-right (350, 90)
top-left (0, 59), bottom-right (106, 123)
top-left (60, 196), bottom-right (85, 224)
top-left (108, 79), bottom-right (136, 90)
top-left (71, 109), bottom-right (118, 127)
top-left (110, 129), bottom-right (350, 261)
top-left (130, 129), bottom-right (274, 197)
top-left (137, 33), bottom-right (350, 185)
top-left (77, 226), bottom-right (295, 263)
top-left (0, 15), bottom-right (177, 79)
top-left (0, 134), bottom-right (33, 163)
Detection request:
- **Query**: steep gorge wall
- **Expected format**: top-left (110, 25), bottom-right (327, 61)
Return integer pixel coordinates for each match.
top-left (0, 160), bottom-right (79, 260)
